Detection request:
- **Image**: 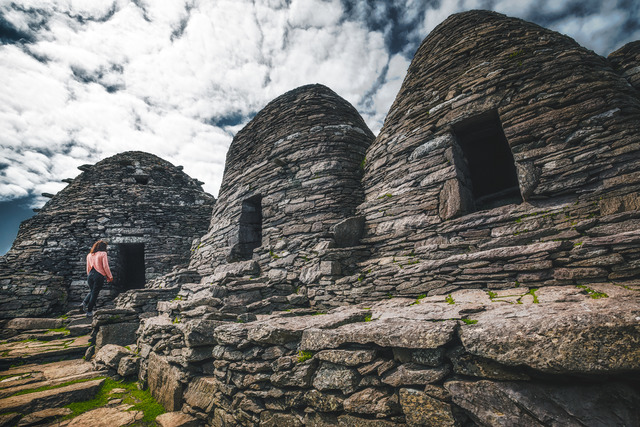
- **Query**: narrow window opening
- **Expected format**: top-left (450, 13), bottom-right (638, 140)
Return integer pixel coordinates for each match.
top-left (453, 111), bottom-right (522, 210)
top-left (134, 175), bottom-right (149, 185)
top-left (117, 243), bottom-right (145, 289)
top-left (238, 195), bottom-right (262, 260)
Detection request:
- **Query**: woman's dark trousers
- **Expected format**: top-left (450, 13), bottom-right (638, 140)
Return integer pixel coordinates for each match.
top-left (84, 269), bottom-right (105, 312)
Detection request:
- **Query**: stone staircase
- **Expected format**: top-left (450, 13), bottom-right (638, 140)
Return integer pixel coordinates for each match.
top-left (0, 315), bottom-right (177, 427)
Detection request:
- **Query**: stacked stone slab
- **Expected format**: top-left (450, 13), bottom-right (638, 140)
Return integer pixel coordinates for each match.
top-left (608, 41), bottom-right (640, 91)
top-left (136, 284), bottom-right (640, 426)
top-left (0, 151), bottom-right (215, 318)
top-left (301, 10), bottom-right (640, 306)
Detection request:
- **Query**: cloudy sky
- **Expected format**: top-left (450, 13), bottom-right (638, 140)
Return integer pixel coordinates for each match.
top-left (1, 0), bottom-right (638, 254)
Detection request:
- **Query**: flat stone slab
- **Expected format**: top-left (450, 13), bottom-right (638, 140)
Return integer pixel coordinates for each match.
top-left (64, 404), bottom-right (143, 426)
top-left (457, 284), bottom-right (640, 374)
top-left (445, 379), bottom-right (640, 426)
top-left (0, 378), bottom-right (104, 414)
top-left (247, 307), bottom-right (370, 345)
top-left (0, 336), bottom-right (90, 369)
top-left (5, 318), bottom-right (64, 330)
top-left (16, 407), bottom-right (72, 426)
top-left (300, 319), bottom-right (458, 351)
top-left (156, 411), bottom-right (201, 427)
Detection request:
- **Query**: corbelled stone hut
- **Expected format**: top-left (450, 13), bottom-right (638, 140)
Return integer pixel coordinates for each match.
top-left (300, 10), bottom-right (640, 304)
top-left (188, 84), bottom-right (374, 279)
top-left (0, 151), bottom-right (215, 318)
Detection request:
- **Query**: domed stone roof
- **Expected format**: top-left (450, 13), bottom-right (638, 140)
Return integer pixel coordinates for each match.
top-left (360, 9), bottom-right (640, 247)
top-left (190, 84), bottom-right (374, 275)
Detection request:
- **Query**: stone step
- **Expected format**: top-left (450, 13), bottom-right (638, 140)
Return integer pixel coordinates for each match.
top-left (0, 336), bottom-right (91, 371)
top-left (0, 369), bottom-right (108, 399)
top-left (0, 378), bottom-right (104, 415)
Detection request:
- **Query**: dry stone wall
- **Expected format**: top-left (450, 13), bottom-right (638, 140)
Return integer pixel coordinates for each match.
top-left (0, 151), bottom-right (214, 318)
top-left (136, 284), bottom-right (640, 426)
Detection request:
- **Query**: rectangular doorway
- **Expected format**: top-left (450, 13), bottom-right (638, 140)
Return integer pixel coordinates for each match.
top-left (238, 195), bottom-right (262, 260)
top-left (117, 243), bottom-right (145, 289)
top-left (453, 110), bottom-right (522, 210)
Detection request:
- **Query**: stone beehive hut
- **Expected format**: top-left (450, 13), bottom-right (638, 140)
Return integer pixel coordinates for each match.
top-left (299, 10), bottom-right (640, 304)
top-left (188, 84), bottom-right (373, 279)
top-left (0, 151), bottom-right (215, 318)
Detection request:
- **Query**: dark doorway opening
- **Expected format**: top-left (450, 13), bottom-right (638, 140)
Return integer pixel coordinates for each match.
top-left (117, 243), bottom-right (145, 289)
top-left (238, 195), bottom-right (262, 260)
top-left (453, 111), bottom-right (522, 210)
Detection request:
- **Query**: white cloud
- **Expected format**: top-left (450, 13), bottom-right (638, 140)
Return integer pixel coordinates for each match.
top-left (0, 0), bottom-right (635, 216)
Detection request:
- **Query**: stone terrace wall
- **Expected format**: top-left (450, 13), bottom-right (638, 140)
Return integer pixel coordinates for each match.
top-left (608, 41), bottom-right (640, 91)
top-left (298, 10), bottom-right (640, 305)
top-left (189, 84), bottom-right (373, 280)
top-left (0, 151), bottom-right (215, 318)
top-left (136, 284), bottom-right (640, 426)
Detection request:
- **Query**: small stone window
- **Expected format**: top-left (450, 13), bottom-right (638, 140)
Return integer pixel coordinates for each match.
top-left (134, 175), bottom-right (149, 185)
top-left (238, 195), bottom-right (262, 260)
top-left (117, 243), bottom-right (145, 289)
top-left (453, 111), bottom-right (522, 210)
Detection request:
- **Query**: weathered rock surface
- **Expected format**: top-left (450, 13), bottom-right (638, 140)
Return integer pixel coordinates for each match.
top-left (0, 335), bottom-right (91, 370)
top-left (399, 388), bottom-right (456, 427)
top-left (446, 380), bottom-right (640, 427)
top-left (155, 411), bottom-right (201, 427)
top-left (93, 344), bottom-right (134, 371)
top-left (65, 405), bottom-right (143, 426)
top-left (0, 378), bottom-right (104, 414)
top-left (301, 319), bottom-right (457, 351)
top-left (458, 286), bottom-right (640, 374)
top-left (147, 353), bottom-right (185, 412)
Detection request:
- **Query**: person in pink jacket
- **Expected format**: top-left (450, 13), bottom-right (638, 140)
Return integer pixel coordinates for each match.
top-left (83, 240), bottom-right (113, 317)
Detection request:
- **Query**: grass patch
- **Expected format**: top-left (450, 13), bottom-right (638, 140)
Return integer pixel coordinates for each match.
top-left (0, 373), bottom-right (32, 382)
top-left (297, 351), bottom-right (313, 363)
top-left (47, 327), bottom-right (71, 336)
top-left (363, 313), bottom-right (372, 322)
top-left (410, 294), bottom-right (426, 306)
top-left (460, 318), bottom-right (478, 325)
top-left (445, 294), bottom-right (454, 305)
top-left (577, 285), bottom-right (608, 299)
top-left (65, 378), bottom-right (164, 425)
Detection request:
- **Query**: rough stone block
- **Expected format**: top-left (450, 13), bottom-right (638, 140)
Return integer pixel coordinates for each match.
top-left (333, 216), bottom-right (365, 247)
top-left (300, 319), bottom-right (457, 351)
top-left (445, 380), bottom-right (640, 427)
top-left (156, 411), bottom-right (201, 427)
top-left (304, 389), bottom-right (344, 412)
top-left (382, 363), bottom-right (449, 387)
top-left (93, 344), bottom-right (132, 370)
top-left (95, 322), bottom-right (139, 352)
top-left (316, 349), bottom-right (377, 366)
top-left (147, 353), bottom-right (184, 412)
top-left (117, 355), bottom-right (140, 377)
top-left (343, 387), bottom-right (398, 416)
top-left (399, 388), bottom-right (456, 426)
top-left (6, 318), bottom-right (63, 330)
top-left (312, 362), bottom-right (359, 394)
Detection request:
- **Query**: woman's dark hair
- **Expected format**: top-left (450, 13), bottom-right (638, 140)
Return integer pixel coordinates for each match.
top-left (89, 240), bottom-right (108, 254)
